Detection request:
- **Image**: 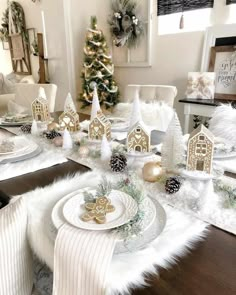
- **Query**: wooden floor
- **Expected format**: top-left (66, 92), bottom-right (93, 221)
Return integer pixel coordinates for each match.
top-left (1, 160), bottom-right (236, 295)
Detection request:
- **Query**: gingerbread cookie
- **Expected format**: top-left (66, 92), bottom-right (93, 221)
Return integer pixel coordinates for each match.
top-left (81, 196), bottom-right (115, 224)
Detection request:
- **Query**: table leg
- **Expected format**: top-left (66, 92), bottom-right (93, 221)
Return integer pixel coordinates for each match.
top-left (184, 114), bottom-right (190, 134)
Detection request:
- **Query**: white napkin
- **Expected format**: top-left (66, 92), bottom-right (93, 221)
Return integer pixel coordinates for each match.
top-left (53, 224), bottom-right (117, 295)
top-left (7, 100), bottom-right (30, 115)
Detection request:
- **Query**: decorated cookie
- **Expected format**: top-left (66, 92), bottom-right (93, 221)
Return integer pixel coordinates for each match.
top-left (81, 196), bottom-right (115, 224)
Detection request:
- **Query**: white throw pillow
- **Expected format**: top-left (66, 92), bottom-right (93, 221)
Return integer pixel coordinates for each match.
top-left (0, 197), bottom-right (33, 295)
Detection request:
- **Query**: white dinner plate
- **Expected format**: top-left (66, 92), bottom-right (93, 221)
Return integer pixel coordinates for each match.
top-left (62, 189), bottom-right (138, 231)
top-left (0, 137), bottom-right (29, 155)
top-left (0, 137), bottom-right (39, 163)
top-left (51, 188), bottom-right (92, 230)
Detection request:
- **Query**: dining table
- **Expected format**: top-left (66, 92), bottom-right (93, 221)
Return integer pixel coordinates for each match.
top-left (0, 113), bottom-right (235, 295)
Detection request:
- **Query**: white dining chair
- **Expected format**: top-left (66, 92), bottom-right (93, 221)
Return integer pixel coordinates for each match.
top-left (123, 84), bottom-right (177, 107)
top-left (113, 84), bottom-right (177, 131)
top-left (14, 83), bottom-right (57, 112)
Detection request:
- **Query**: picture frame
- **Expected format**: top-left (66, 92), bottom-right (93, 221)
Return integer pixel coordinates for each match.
top-left (1, 38), bottom-right (9, 50)
top-left (201, 23), bottom-right (236, 71)
top-left (208, 45), bottom-right (236, 100)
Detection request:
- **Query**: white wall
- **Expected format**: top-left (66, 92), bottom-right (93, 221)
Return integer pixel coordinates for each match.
top-left (70, 0), bottom-right (235, 126)
top-left (0, 0), bottom-right (71, 110)
top-left (0, 0), bottom-right (12, 75)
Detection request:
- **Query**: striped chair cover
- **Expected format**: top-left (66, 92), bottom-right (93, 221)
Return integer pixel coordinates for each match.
top-left (0, 197), bottom-right (33, 295)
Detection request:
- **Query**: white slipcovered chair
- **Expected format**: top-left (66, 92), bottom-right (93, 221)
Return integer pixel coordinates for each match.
top-left (122, 84), bottom-right (177, 107)
top-left (14, 83), bottom-right (57, 112)
top-left (0, 83), bottom-right (57, 115)
top-left (113, 84), bottom-right (177, 131)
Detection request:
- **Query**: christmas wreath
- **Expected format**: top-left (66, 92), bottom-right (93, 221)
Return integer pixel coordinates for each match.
top-left (0, 1), bottom-right (27, 42)
top-left (108, 0), bottom-right (144, 48)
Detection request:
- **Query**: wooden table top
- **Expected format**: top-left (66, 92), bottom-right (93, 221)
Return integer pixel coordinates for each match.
top-left (179, 98), bottom-right (236, 107)
top-left (0, 119), bottom-right (235, 295)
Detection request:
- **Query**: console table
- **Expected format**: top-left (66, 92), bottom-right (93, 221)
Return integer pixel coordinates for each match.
top-left (179, 98), bottom-right (236, 134)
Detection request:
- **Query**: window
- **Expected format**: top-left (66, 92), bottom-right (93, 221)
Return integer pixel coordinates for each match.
top-left (136, 128), bottom-right (141, 133)
top-left (196, 143), bottom-right (207, 155)
top-left (158, 9), bottom-right (212, 35)
top-left (157, 0), bottom-right (214, 34)
top-left (199, 135), bottom-right (205, 141)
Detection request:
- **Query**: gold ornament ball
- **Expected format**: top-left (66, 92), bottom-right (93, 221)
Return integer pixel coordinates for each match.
top-left (78, 146), bottom-right (90, 158)
top-left (104, 80), bottom-right (109, 85)
top-left (53, 136), bottom-right (63, 147)
top-left (142, 162), bottom-right (163, 182)
top-left (47, 122), bottom-right (59, 131)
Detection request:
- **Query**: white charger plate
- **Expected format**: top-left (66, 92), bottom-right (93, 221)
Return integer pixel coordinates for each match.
top-left (51, 189), bottom-right (156, 237)
top-left (62, 189), bottom-right (138, 230)
top-left (49, 191), bottom-right (166, 254)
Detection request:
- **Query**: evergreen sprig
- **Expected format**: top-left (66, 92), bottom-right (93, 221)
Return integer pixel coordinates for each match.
top-left (82, 174), bottom-right (146, 239)
top-left (214, 179), bottom-right (236, 208)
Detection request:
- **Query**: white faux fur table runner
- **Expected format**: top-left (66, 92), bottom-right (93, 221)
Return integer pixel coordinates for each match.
top-left (22, 171), bottom-right (208, 295)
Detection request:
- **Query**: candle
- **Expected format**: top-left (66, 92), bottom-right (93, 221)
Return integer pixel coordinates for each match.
top-left (41, 11), bottom-right (48, 58)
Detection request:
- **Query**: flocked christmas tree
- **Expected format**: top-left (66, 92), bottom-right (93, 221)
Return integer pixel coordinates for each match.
top-left (161, 112), bottom-right (185, 172)
top-left (79, 16), bottom-right (119, 110)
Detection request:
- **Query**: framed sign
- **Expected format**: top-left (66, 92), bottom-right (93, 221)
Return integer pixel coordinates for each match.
top-left (8, 33), bottom-right (31, 75)
top-left (201, 24), bottom-right (236, 71)
top-left (208, 45), bottom-right (236, 100)
top-left (11, 34), bottom-right (25, 60)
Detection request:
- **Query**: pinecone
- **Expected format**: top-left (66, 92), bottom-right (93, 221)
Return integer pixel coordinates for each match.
top-left (110, 153), bottom-right (127, 173)
top-left (20, 124), bottom-right (32, 134)
top-left (45, 130), bottom-right (62, 140)
top-left (165, 177), bottom-right (181, 194)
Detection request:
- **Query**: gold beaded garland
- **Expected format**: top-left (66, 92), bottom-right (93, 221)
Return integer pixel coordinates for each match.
top-left (142, 162), bottom-right (163, 182)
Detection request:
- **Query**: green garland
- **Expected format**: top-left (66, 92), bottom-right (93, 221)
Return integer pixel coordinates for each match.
top-left (83, 174), bottom-right (146, 239)
top-left (214, 179), bottom-right (236, 208)
top-left (108, 0), bottom-right (144, 48)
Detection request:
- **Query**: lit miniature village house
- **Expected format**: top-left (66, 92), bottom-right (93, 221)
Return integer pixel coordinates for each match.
top-left (187, 124), bottom-right (214, 174)
top-left (31, 97), bottom-right (50, 122)
top-left (59, 109), bottom-right (80, 132)
top-left (89, 111), bottom-right (111, 140)
top-left (127, 121), bottom-right (150, 153)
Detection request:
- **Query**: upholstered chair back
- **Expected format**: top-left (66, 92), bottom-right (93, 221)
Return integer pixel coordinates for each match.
top-left (123, 84), bottom-right (177, 107)
top-left (14, 83), bottom-right (57, 112)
